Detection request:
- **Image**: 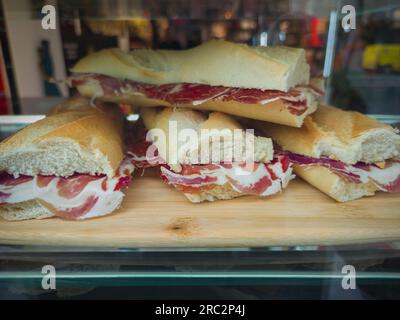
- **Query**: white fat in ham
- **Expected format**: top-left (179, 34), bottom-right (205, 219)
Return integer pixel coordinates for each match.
top-left (0, 158), bottom-right (135, 220)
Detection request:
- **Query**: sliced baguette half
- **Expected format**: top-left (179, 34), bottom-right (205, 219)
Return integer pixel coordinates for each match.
top-left (255, 104), bottom-right (400, 164)
top-left (140, 107), bottom-right (273, 169)
top-left (0, 97), bottom-right (124, 178)
top-left (72, 40), bottom-right (310, 91)
top-left (0, 200), bottom-right (54, 221)
top-left (294, 165), bottom-right (379, 202)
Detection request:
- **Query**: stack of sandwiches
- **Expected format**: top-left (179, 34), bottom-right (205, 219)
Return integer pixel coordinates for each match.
top-left (1, 40), bottom-right (399, 221)
top-left (68, 40), bottom-right (323, 203)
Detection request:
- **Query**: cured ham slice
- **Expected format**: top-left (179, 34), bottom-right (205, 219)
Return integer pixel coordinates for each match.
top-left (126, 140), bottom-right (162, 169)
top-left (70, 73), bottom-right (322, 116)
top-left (56, 174), bottom-right (104, 199)
top-left (127, 137), bottom-right (294, 199)
top-left (159, 155), bottom-right (293, 197)
top-left (0, 157), bottom-right (135, 220)
top-left (288, 153), bottom-right (400, 192)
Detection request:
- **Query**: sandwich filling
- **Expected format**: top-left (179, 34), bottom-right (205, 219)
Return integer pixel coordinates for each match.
top-left (0, 157), bottom-right (135, 220)
top-left (160, 155), bottom-right (293, 196)
top-left (70, 73), bottom-right (322, 116)
top-left (127, 140), bottom-right (293, 198)
top-left (288, 153), bottom-right (400, 192)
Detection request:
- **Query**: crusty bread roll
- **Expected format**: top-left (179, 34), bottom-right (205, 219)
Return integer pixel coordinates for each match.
top-left (0, 200), bottom-right (55, 221)
top-left (72, 40), bottom-right (309, 91)
top-left (255, 104), bottom-right (400, 164)
top-left (182, 183), bottom-right (244, 203)
top-left (140, 107), bottom-right (273, 170)
top-left (294, 165), bottom-right (379, 202)
top-left (0, 97), bottom-right (124, 178)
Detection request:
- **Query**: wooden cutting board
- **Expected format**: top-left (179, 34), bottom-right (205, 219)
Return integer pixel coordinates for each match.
top-left (0, 169), bottom-right (399, 248)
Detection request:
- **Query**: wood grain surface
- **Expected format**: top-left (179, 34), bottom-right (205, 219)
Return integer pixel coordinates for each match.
top-left (0, 169), bottom-right (399, 248)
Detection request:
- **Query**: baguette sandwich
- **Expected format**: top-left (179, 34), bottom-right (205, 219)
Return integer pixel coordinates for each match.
top-left (0, 97), bottom-right (135, 220)
top-left (253, 104), bottom-right (400, 202)
top-left (127, 107), bottom-right (294, 203)
top-left (69, 40), bottom-right (323, 127)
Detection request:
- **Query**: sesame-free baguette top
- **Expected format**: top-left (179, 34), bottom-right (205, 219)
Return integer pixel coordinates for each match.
top-left (140, 107), bottom-right (274, 166)
top-left (257, 104), bottom-right (400, 164)
top-left (71, 40), bottom-right (310, 92)
top-left (0, 98), bottom-right (124, 178)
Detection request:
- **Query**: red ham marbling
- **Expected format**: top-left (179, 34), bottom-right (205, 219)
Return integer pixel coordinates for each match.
top-left (70, 73), bottom-right (321, 116)
top-left (287, 152), bottom-right (400, 192)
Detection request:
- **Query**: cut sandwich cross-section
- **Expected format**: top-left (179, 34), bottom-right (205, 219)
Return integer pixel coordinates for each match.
top-left (0, 97), bottom-right (135, 221)
top-left (0, 157), bottom-right (134, 220)
top-left (253, 103), bottom-right (400, 202)
top-left (127, 107), bottom-right (294, 203)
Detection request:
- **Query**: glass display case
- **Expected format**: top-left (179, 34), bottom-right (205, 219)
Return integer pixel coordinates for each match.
top-left (0, 0), bottom-right (399, 299)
